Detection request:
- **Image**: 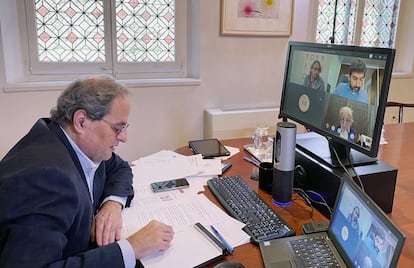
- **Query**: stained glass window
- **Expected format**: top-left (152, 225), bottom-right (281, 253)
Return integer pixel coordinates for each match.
top-left (34, 0), bottom-right (176, 63)
top-left (360, 0), bottom-right (399, 48)
top-left (316, 0), bottom-right (400, 48)
top-left (35, 0), bottom-right (105, 63)
top-left (115, 0), bottom-right (175, 62)
top-left (316, 0), bottom-right (357, 45)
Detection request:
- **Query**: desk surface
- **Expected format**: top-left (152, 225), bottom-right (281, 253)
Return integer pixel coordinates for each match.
top-left (176, 122), bottom-right (414, 267)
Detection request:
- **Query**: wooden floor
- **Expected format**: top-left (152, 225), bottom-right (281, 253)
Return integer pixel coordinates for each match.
top-left (378, 122), bottom-right (414, 266)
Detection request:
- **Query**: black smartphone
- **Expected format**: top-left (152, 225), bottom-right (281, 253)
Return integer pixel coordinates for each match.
top-left (302, 221), bottom-right (329, 234)
top-left (150, 178), bottom-right (190, 192)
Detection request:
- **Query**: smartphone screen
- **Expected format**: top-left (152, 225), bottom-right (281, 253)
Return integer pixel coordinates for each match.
top-left (150, 178), bottom-right (190, 192)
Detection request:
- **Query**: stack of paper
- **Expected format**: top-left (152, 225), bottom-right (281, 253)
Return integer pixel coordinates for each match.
top-left (122, 147), bottom-right (250, 267)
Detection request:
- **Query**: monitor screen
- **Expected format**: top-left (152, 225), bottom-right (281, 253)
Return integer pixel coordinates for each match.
top-left (279, 41), bottom-right (395, 167)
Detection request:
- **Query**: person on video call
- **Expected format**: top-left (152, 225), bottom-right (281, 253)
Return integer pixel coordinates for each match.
top-left (348, 205), bottom-right (361, 234)
top-left (333, 59), bottom-right (369, 103)
top-left (331, 106), bottom-right (358, 143)
top-left (365, 227), bottom-right (388, 267)
top-left (304, 60), bottom-right (326, 91)
top-left (0, 75), bottom-right (174, 267)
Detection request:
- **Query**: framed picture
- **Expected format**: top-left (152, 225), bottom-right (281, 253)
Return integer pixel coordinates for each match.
top-left (220, 0), bottom-right (294, 36)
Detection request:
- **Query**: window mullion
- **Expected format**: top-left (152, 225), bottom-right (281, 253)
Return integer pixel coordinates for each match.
top-left (103, 0), bottom-right (116, 76)
top-left (354, 0), bottom-right (366, 46)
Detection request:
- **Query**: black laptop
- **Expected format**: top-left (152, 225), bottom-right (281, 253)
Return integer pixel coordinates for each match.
top-left (259, 178), bottom-right (405, 268)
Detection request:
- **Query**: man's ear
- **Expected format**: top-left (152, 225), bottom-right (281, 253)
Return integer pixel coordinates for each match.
top-left (73, 109), bottom-right (88, 133)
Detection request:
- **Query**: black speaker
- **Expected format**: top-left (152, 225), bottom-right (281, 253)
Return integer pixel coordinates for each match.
top-left (294, 147), bottom-right (397, 218)
top-left (272, 122), bottom-right (296, 205)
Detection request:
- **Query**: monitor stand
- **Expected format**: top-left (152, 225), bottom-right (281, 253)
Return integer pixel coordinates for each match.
top-left (296, 132), bottom-right (377, 168)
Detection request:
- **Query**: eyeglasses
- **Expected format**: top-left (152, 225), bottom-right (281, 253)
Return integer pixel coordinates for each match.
top-left (101, 118), bottom-right (130, 135)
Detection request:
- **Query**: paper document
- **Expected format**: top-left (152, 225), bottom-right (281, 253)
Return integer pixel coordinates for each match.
top-left (122, 148), bottom-right (249, 267)
top-left (122, 193), bottom-right (241, 234)
top-left (122, 190), bottom-right (249, 267)
top-left (131, 152), bottom-right (204, 185)
top-left (122, 193), bottom-right (249, 268)
top-left (140, 225), bottom-right (225, 268)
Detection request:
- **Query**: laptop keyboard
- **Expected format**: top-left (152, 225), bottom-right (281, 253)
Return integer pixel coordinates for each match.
top-left (290, 236), bottom-right (340, 268)
top-left (207, 175), bottom-right (295, 245)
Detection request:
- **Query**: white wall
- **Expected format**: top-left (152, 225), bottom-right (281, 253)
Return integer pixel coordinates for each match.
top-left (383, 0), bottom-right (414, 123)
top-left (0, 0), bottom-right (413, 162)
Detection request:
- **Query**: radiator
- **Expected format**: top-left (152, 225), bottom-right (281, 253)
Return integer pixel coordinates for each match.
top-left (204, 106), bottom-right (281, 139)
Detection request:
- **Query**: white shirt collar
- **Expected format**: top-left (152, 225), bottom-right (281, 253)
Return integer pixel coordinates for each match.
top-left (60, 126), bottom-right (100, 200)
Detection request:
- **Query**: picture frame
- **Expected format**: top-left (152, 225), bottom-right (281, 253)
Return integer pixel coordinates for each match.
top-left (220, 0), bottom-right (294, 36)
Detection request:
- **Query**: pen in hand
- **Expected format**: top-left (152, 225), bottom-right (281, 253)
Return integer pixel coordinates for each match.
top-left (210, 225), bottom-right (234, 254)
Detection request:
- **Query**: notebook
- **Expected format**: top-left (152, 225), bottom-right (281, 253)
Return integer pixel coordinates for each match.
top-left (259, 178), bottom-right (406, 268)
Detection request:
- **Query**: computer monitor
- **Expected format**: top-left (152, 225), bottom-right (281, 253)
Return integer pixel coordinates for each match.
top-left (279, 41), bottom-right (395, 167)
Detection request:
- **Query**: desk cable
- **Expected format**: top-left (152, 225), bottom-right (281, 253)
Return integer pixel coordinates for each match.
top-left (329, 142), bottom-right (365, 193)
top-left (273, 191), bottom-right (315, 221)
top-left (294, 188), bottom-right (333, 219)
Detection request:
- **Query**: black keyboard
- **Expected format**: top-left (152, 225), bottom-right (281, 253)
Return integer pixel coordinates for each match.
top-left (290, 236), bottom-right (340, 267)
top-left (207, 175), bottom-right (295, 245)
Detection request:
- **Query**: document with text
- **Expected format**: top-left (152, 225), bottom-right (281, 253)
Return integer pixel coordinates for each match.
top-left (121, 189), bottom-right (249, 267)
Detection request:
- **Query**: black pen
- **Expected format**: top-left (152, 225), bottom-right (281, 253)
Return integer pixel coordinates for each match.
top-left (194, 222), bottom-right (230, 254)
top-left (243, 156), bottom-right (260, 167)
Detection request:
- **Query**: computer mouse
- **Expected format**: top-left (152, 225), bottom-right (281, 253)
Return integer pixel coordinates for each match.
top-left (213, 262), bottom-right (245, 268)
top-left (250, 172), bottom-right (259, 181)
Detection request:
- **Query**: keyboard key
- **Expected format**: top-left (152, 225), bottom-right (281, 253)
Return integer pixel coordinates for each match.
top-left (289, 236), bottom-right (340, 268)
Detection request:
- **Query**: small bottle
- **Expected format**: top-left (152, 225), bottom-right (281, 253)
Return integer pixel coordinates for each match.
top-left (253, 123), bottom-right (269, 150)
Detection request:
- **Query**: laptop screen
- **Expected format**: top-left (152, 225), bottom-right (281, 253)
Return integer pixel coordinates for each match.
top-left (329, 179), bottom-right (405, 267)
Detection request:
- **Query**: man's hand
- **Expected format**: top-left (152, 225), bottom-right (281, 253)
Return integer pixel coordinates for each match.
top-left (91, 200), bottom-right (123, 246)
top-left (127, 220), bottom-right (174, 259)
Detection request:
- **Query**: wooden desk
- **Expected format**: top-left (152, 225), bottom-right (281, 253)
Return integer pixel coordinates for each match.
top-left (177, 139), bottom-right (327, 267)
top-left (377, 123), bottom-right (414, 266)
top-left (176, 123), bottom-right (414, 267)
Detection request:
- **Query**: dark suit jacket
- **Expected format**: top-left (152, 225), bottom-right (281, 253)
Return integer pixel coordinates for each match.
top-left (0, 118), bottom-right (135, 267)
top-left (332, 124), bottom-right (358, 143)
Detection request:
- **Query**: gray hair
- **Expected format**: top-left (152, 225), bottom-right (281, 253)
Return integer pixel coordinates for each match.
top-left (50, 75), bottom-right (129, 126)
top-left (339, 106), bottom-right (354, 122)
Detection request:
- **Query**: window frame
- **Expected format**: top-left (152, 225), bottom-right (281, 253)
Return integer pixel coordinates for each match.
top-left (21, 0), bottom-right (188, 80)
top-left (310, 0), bottom-right (412, 76)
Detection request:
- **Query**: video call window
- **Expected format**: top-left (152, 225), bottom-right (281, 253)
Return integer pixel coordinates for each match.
top-left (282, 43), bottom-right (392, 157)
top-left (290, 52), bottom-right (386, 106)
top-left (331, 183), bottom-right (400, 268)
